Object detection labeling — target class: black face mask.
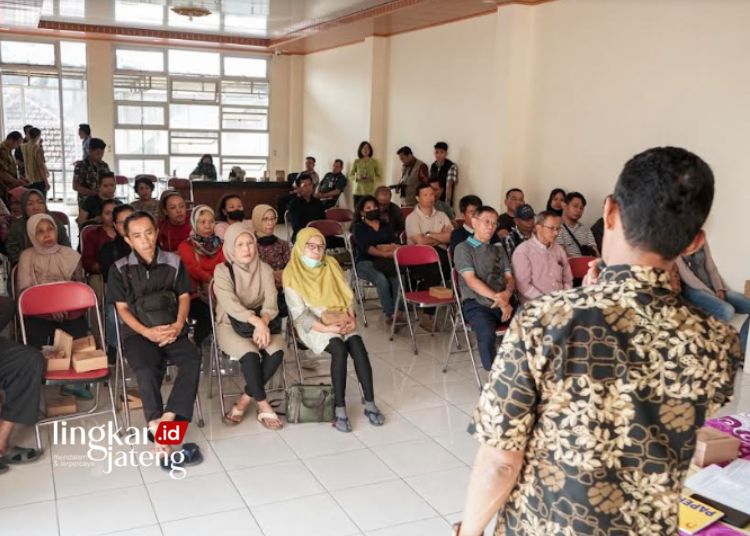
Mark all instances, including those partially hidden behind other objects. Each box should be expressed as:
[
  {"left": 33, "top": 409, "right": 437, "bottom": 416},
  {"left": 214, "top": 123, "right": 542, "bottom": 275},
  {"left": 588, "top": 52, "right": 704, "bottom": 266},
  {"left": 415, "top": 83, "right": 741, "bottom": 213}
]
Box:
[
  {"left": 364, "top": 209, "right": 380, "bottom": 221},
  {"left": 227, "top": 210, "right": 245, "bottom": 221}
]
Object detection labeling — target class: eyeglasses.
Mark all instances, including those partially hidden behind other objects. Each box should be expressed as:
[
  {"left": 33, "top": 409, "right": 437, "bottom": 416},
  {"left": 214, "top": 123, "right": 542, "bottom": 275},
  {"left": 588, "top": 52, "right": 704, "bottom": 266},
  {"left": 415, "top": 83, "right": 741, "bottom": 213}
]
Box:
[
  {"left": 541, "top": 225, "right": 561, "bottom": 233},
  {"left": 305, "top": 242, "right": 326, "bottom": 252}
]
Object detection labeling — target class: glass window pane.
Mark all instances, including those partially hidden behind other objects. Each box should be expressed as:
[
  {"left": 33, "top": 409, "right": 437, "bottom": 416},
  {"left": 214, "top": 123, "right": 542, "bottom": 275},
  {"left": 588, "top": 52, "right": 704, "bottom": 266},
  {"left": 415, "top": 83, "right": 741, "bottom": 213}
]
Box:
[
  {"left": 171, "top": 80, "right": 216, "bottom": 102},
  {"left": 117, "top": 158, "right": 165, "bottom": 178},
  {"left": 1, "top": 41, "right": 55, "bottom": 65},
  {"left": 169, "top": 104, "right": 219, "bottom": 130},
  {"left": 117, "top": 105, "right": 164, "bottom": 126},
  {"left": 224, "top": 57, "right": 266, "bottom": 78},
  {"left": 221, "top": 158, "right": 267, "bottom": 180},
  {"left": 60, "top": 41, "right": 86, "bottom": 68},
  {"left": 116, "top": 49, "right": 164, "bottom": 72},
  {"left": 115, "top": 1, "right": 164, "bottom": 26},
  {"left": 113, "top": 74, "right": 167, "bottom": 102},
  {"left": 221, "top": 80, "right": 268, "bottom": 106},
  {"left": 115, "top": 128, "right": 167, "bottom": 155},
  {"left": 224, "top": 14, "right": 267, "bottom": 35},
  {"left": 221, "top": 132, "right": 268, "bottom": 156},
  {"left": 168, "top": 49, "right": 219, "bottom": 76},
  {"left": 222, "top": 107, "right": 267, "bottom": 130},
  {"left": 170, "top": 131, "right": 219, "bottom": 155},
  {"left": 170, "top": 156, "right": 219, "bottom": 179}
]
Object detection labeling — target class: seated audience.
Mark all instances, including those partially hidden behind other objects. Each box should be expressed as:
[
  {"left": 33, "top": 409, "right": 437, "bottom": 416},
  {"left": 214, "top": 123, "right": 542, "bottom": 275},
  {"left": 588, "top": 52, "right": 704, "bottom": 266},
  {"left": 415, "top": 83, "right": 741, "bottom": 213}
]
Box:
[
  {"left": 677, "top": 240, "right": 749, "bottom": 350},
  {"left": 82, "top": 199, "right": 118, "bottom": 274},
  {"left": 503, "top": 203, "right": 535, "bottom": 258},
  {"left": 177, "top": 205, "right": 225, "bottom": 350},
  {"left": 512, "top": 211, "right": 573, "bottom": 302},
  {"left": 78, "top": 172, "right": 119, "bottom": 228},
  {"left": 557, "top": 191, "right": 599, "bottom": 257},
  {"left": 108, "top": 211, "right": 202, "bottom": 463},
  {"left": 214, "top": 194, "right": 247, "bottom": 240},
  {"left": 352, "top": 196, "right": 401, "bottom": 323},
  {"left": 17, "top": 214, "right": 87, "bottom": 347},
  {"left": 213, "top": 222, "right": 284, "bottom": 429},
  {"left": 450, "top": 195, "right": 483, "bottom": 251},
  {"left": 454, "top": 206, "right": 515, "bottom": 370},
  {"left": 20, "top": 127, "right": 49, "bottom": 193},
  {"left": 100, "top": 204, "right": 134, "bottom": 282},
  {"left": 350, "top": 141, "right": 382, "bottom": 207},
  {"left": 287, "top": 174, "right": 325, "bottom": 243},
  {"left": 397, "top": 146, "right": 428, "bottom": 207},
  {"left": 430, "top": 141, "right": 458, "bottom": 206},
  {"left": 429, "top": 177, "right": 455, "bottom": 219},
  {"left": 0, "top": 295, "right": 43, "bottom": 472},
  {"left": 546, "top": 188, "right": 566, "bottom": 216},
  {"left": 315, "top": 159, "right": 347, "bottom": 209},
  {"left": 496, "top": 188, "right": 525, "bottom": 237},
  {"left": 375, "top": 186, "right": 404, "bottom": 236},
  {"left": 131, "top": 176, "right": 159, "bottom": 221},
  {"left": 6, "top": 189, "right": 70, "bottom": 264},
  {"left": 157, "top": 190, "right": 191, "bottom": 252},
  {"left": 190, "top": 154, "right": 217, "bottom": 181},
  {"left": 301, "top": 156, "right": 320, "bottom": 186},
  {"left": 251, "top": 204, "right": 290, "bottom": 316},
  {"left": 72, "top": 137, "right": 110, "bottom": 206}
]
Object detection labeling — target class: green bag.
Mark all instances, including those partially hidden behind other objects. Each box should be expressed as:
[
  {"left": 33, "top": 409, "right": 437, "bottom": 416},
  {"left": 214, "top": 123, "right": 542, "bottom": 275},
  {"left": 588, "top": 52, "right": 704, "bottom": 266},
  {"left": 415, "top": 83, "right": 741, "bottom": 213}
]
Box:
[{"left": 286, "top": 384, "right": 335, "bottom": 423}]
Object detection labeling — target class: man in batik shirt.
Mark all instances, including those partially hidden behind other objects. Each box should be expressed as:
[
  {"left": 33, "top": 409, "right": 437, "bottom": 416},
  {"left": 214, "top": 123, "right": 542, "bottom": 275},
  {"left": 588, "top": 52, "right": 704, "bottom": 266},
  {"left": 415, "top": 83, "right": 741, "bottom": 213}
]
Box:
[{"left": 456, "top": 147, "right": 741, "bottom": 536}]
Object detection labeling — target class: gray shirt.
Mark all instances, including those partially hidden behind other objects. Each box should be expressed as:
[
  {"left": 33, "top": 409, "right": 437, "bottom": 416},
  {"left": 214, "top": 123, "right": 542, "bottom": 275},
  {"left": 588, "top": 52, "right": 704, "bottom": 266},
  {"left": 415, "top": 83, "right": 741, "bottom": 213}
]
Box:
[{"left": 454, "top": 236, "right": 511, "bottom": 307}]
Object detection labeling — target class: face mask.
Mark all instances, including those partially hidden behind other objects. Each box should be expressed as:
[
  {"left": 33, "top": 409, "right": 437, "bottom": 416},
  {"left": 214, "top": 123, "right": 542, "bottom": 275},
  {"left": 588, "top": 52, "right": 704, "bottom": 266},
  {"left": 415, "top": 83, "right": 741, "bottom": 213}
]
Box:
[
  {"left": 364, "top": 209, "right": 380, "bottom": 221},
  {"left": 227, "top": 210, "right": 245, "bottom": 221},
  {"left": 301, "top": 255, "right": 321, "bottom": 268}
]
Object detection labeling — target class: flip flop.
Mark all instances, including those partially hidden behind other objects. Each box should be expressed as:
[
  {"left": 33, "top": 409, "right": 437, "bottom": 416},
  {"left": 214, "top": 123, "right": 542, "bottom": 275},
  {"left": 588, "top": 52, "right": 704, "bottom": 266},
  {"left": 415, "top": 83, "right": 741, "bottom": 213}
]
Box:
[
  {"left": 222, "top": 404, "right": 245, "bottom": 425},
  {"left": 364, "top": 409, "right": 385, "bottom": 426},
  {"left": 256, "top": 411, "right": 283, "bottom": 430},
  {"left": 332, "top": 415, "right": 352, "bottom": 433},
  {"left": 160, "top": 442, "right": 203, "bottom": 471},
  {"left": 0, "top": 446, "right": 42, "bottom": 465}
]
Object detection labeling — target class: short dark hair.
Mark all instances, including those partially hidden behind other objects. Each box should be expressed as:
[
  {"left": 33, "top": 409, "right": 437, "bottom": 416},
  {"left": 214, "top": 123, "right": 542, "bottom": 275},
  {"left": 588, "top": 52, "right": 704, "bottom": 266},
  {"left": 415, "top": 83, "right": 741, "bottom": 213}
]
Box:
[
  {"left": 374, "top": 185, "right": 391, "bottom": 197},
  {"left": 354, "top": 194, "right": 378, "bottom": 222},
  {"left": 101, "top": 198, "right": 119, "bottom": 212},
  {"left": 334, "top": 158, "right": 344, "bottom": 166},
  {"left": 475, "top": 205, "right": 498, "bottom": 218},
  {"left": 416, "top": 183, "right": 433, "bottom": 197},
  {"left": 459, "top": 195, "right": 482, "bottom": 213},
  {"left": 215, "top": 194, "right": 242, "bottom": 222},
  {"left": 505, "top": 188, "right": 523, "bottom": 199},
  {"left": 23, "top": 124, "right": 33, "bottom": 133},
  {"left": 98, "top": 172, "right": 116, "bottom": 186},
  {"left": 159, "top": 190, "right": 184, "bottom": 218},
  {"left": 113, "top": 203, "right": 134, "bottom": 223},
  {"left": 434, "top": 141, "right": 448, "bottom": 151},
  {"left": 546, "top": 188, "right": 566, "bottom": 211},
  {"left": 614, "top": 146, "right": 714, "bottom": 260},
  {"left": 565, "top": 192, "right": 587, "bottom": 206},
  {"left": 6, "top": 131, "right": 22, "bottom": 142},
  {"left": 357, "top": 141, "right": 373, "bottom": 159},
  {"left": 305, "top": 156, "right": 316, "bottom": 164},
  {"left": 79, "top": 123, "right": 91, "bottom": 136},
  {"left": 89, "top": 138, "right": 106, "bottom": 151},
  {"left": 397, "top": 146, "right": 413, "bottom": 157},
  {"left": 124, "top": 210, "right": 156, "bottom": 236},
  {"left": 295, "top": 173, "right": 314, "bottom": 187},
  {"left": 134, "top": 176, "right": 154, "bottom": 192},
  {"left": 29, "top": 127, "right": 41, "bottom": 139}
]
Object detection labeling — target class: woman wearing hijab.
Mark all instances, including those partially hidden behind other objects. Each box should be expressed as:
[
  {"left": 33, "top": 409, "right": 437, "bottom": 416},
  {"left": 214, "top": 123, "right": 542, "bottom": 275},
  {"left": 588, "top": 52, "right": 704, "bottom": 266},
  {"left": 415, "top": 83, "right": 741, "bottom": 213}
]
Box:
[
  {"left": 177, "top": 205, "right": 224, "bottom": 349},
  {"left": 252, "top": 204, "right": 290, "bottom": 315},
  {"left": 17, "top": 213, "right": 86, "bottom": 348},
  {"left": 6, "top": 189, "right": 70, "bottom": 264},
  {"left": 283, "top": 227, "right": 384, "bottom": 433},
  {"left": 157, "top": 190, "right": 191, "bottom": 252},
  {"left": 190, "top": 154, "right": 217, "bottom": 181},
  {"left": 213, "top": 222, "right": 284, "bottom": 429}
]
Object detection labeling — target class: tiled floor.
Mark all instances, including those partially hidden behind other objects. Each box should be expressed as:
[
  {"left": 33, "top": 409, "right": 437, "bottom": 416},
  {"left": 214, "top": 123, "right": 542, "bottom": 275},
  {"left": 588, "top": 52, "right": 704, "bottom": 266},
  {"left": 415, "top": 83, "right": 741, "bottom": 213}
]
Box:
[{"left": 2, "top": 309, "right": 749, "bottom": 536}]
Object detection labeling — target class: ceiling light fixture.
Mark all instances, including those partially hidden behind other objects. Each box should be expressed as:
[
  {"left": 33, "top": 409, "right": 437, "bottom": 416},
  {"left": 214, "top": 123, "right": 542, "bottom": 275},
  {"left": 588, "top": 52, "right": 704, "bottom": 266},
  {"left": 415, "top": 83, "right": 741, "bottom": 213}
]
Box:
[{"left": 170, "top": 6, "right": 212, "bottom": 21}]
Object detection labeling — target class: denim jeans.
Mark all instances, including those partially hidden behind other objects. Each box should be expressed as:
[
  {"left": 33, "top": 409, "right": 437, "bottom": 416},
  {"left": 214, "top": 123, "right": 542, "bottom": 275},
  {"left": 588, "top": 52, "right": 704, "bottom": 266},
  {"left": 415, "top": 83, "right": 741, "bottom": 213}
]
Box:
[
  {"left": 682, "top": 287, "right": 749, "bottom": 350},
  {"left": 356, "top": 260, "right": 400, "bottom": 317}
]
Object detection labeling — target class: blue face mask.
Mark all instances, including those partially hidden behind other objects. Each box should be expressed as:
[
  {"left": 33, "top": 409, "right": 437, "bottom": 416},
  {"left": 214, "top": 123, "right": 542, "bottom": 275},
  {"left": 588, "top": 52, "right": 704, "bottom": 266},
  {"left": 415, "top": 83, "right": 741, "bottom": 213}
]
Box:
[{"left": 301, "top": 255, "right": 321, "bottom": 268}]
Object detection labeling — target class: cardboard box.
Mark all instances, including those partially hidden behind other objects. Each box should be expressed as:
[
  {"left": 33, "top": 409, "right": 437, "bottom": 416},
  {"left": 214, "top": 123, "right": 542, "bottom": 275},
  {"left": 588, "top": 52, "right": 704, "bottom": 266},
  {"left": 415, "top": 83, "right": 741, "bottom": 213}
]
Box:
[
  {"left": 745, "top": 279, "right": 750, "bottom": 298},
  {"left": 46, "top": 396, "right": 76, "bottom": 417},
  {"left": 692, "top": 427, "right": 740, "bottom": 467},
  {"left": 42, "top": 344, "right": 71, "bottom": 372},
  {"left": 429, "top": 286, "right": 453, "bottom": 300},
  {"left": 52, "top": 329, "right": 73, "bottom": 359},
  {"left": 71, "top": 334, "right": 96, "bottom": 354},
  {"left": 72, "top": 349, "right": 108, "bottom": 373}
]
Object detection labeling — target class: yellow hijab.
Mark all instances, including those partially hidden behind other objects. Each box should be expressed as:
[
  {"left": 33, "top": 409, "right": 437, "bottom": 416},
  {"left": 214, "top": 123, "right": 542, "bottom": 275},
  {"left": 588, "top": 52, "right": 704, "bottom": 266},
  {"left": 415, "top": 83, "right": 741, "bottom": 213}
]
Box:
[{"left": 282, "top": 227, "right": 353, "bottom": 311}]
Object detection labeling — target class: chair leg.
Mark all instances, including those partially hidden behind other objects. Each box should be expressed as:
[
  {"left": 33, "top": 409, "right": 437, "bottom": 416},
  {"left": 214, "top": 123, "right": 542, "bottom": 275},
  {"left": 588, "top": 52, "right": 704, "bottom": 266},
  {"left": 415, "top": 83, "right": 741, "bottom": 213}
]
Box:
[
  {"left": 389, "top": 294, "right": 401, "bottom": 341},
  {"left": 119, "top": 351, "right": 131, "bottom": 431},
  {"left": 107, "top": 377, "right": 120, "bottom": 435},
  {"left": 443, "top": 318, "right": 459, "bottom": 373},
  {"left": 34, "top": 424, "right": 42, "bottom": 453},
  {"left": 404, "top": 304, "right": 418, "bottom": 355},
  {"left": 214, "top": 341, "right": 228, "bottom": 418},
  {"left": 194, "top": 391, "right": 205, "bottom": 428}
]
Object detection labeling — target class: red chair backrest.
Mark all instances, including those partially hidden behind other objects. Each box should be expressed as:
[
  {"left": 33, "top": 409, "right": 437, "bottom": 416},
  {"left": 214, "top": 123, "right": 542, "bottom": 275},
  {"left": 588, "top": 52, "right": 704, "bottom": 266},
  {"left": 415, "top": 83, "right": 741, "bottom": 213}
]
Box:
[
  {"left": 168, "top": 178, "right": 190, "bottom": 189},
  {"left": 325, "top": 208, "right": 353, "bottom": 223},
  {"left": 8, "top": 186, "right": 28, "bottom": 201},
  {"left": 394, "top": 244, "right": 440, "bottom": 267},
  {"left": 115, "top": 175, "right": 129, "bottom": 185},
  {"left": 135, "top": 174, "right": 157, "bottom": 184},
  {"left": 80, "top": 224, "right": 103, "bottom": 256},
  {"left": 568, "top": 256, "right": 597, "bottom": 279},
  {"left": 400, "top": 206, "right": 414, "bottom": 219},
  {"left": 49, "top": 210, "right": 70, "bottom": 226},
  {"left": 307, "top": 219, "right": 344, "bottom": 238},
  {"left": 18, "top": 281, "right": 96, "bottom": 316}
]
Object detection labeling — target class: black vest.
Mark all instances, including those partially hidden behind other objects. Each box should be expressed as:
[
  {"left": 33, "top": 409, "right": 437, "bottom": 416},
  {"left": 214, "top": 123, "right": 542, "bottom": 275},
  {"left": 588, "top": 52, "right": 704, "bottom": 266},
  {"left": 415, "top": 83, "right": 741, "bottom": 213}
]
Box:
[{"left": 429, "top": 158, "right": 454, "bottom": 201}]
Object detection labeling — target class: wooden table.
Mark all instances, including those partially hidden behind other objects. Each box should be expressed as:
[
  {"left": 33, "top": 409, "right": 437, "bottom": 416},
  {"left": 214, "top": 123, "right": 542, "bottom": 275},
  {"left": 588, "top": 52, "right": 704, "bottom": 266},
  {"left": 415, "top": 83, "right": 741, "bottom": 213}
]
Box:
[{"left": 190, "top": 180, "right": 291, "bottom": 217}]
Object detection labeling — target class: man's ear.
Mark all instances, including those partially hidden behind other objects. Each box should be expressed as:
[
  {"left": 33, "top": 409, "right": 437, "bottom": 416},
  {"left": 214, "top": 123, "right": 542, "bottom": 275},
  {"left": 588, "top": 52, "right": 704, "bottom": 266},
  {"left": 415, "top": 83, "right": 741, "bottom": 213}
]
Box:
[
  {"left": 603, "top": 195, "right": 617, "bottom": 229},
  {"left": 680, "top": 229, "right": 705, "bottom": 257},
  {"left": 124, "top": 235, "right": 133, "bottom": 248}
]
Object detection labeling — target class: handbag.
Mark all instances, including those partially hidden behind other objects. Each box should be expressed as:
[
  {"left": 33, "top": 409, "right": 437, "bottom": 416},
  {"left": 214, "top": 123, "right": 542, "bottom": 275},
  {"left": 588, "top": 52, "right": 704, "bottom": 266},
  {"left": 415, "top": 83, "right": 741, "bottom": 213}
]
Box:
[
  {"left": 563, "top": 223, "right": 598, "bottom": 257},
  {"left": 285, "top": 384, "right": 335, "bottom": 423},
  {"left": 121, "top": 264, "right": 179, "bottom": 327},
  {"left": 225, "top": 262, "right": 282, "bottom": 338}
]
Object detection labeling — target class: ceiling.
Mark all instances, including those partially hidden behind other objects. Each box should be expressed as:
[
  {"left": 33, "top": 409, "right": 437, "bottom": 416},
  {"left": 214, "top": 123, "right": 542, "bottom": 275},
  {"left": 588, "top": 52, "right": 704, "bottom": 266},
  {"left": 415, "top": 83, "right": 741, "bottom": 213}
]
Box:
[{"left": 0, "top": 0, "right": 551, "bottom": 54}]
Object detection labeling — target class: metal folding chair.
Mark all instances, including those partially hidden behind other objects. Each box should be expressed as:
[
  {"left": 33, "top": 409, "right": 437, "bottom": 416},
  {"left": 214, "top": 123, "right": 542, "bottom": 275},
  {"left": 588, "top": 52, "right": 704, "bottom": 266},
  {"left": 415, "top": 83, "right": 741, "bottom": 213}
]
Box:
[
  {"left": 115, "top": 175, "right": 129, "bottom": 202},
  {"left": 400, "top": 206, "right": 414, "bottom": 220},
  {"left": 390, "top": 245, "right": 454, "bottom": 354},
  {"left": 18, "top": 281, "right": 118, "bottom": 452},
  {"left": 79, "top": 224, "right": 102, "bottom": 262},
  {"left": 325, "top": 208, "right": 354, "bottom": 224},
  {"left": 167, "top": 177, "right": 193, "bottom": 202},
  {"left": 49, "top": 210, "right": 72, "bottom": 242}
]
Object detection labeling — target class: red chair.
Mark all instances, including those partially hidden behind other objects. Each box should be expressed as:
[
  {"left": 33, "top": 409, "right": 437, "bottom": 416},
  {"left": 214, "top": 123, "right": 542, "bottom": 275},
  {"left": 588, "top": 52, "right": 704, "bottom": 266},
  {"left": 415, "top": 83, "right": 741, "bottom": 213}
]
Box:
[
  {"left": 115, "top": 174, "right": 129, "bottom": 202},
  {"left": 167, "top": 177, "right": 193, "bottom": 202},
  {"left": 400, "top": 206, "right": 414, "bottom": 220},
  {"left": 391, "top": 245, "right": 454, "bottom": 354},
  {"left": 49, "top": 210, "right": 72, "bottom": 240},
  {"left": 18, "top": 281, "right": 118, "bottom": 451},
  {"left": 79, "top": 224, "right": 102, "bottom": 261},
  {"left": 568, "top": 256, "right": 597, "bottom": 283},
  {"left": 325, "top": 208, "right": 354, "bottom": 224}
]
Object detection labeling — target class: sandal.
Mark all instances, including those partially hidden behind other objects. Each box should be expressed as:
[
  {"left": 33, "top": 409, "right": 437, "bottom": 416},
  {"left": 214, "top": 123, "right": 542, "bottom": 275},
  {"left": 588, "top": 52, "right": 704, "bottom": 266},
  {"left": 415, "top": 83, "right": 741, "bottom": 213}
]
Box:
[
  {"left": 0, "top": 446, "right": 42, "bottom": 465},
  {"left": 332, "top": 415, "right": 352, "bottom": 433},
  {"left": 160, "top": 442, "right": 203, "bottom": 471},
  {"left": 256, "top": 411, "right": 283, "bottom": 430},
  {"left": 222, "top": 404, "right": 246, "bottom": 425},
  {"left": 364, "top": 409, "right": 386, "bottom": 426}
]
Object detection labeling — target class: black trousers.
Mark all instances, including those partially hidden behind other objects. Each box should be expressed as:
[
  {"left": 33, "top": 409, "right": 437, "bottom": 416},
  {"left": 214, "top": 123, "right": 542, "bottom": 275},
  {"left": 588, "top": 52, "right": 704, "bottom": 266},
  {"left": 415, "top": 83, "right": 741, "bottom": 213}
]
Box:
[
  {"left": 24, "top": 315, "right": 89, "bottom": 349},
  {"left": 189, "top": 298, "right": 211, "bottom": 347},
  {"left": 240, "top": 350, "right": 283, "bottom": 402},
  {"left": 0, "top": 337, "right": 43, "bottom": 425},
  {"left": 325, "top": 335, "right": 375, "bottom": 407},
  {"left": 123, "top": 334, "right": 200, "bottom": 422},
  {"left": 0, "top": 296, "right": 14, "bottom": 333}
]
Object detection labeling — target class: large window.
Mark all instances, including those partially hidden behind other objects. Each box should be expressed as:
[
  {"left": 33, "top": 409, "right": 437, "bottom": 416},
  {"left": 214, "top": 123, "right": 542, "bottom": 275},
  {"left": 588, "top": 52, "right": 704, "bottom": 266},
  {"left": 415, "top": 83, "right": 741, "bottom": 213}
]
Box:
[
  {"left": 113, "top": 46, "right": 269, "bottom": 179},
  {"left": 0, "top": 39, "right": 88, "bottom": 204}
]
